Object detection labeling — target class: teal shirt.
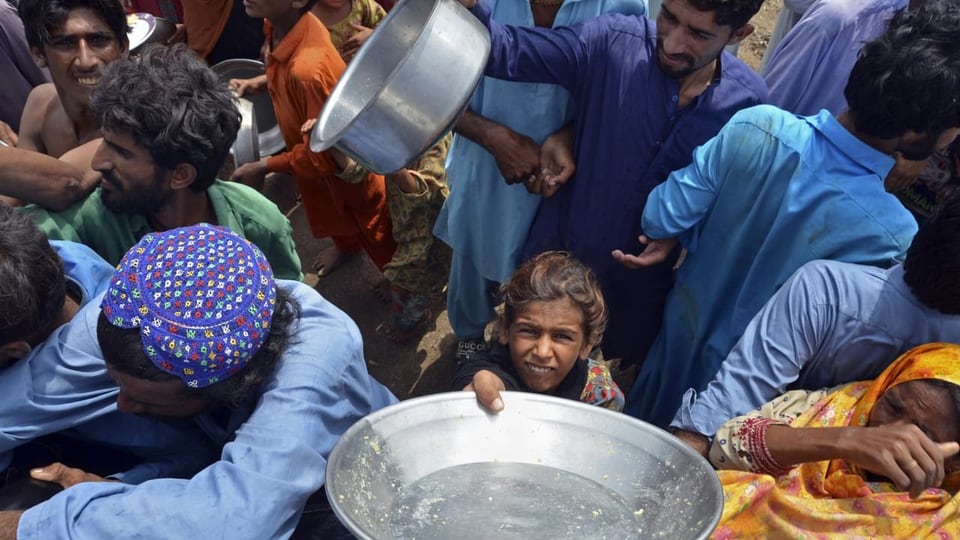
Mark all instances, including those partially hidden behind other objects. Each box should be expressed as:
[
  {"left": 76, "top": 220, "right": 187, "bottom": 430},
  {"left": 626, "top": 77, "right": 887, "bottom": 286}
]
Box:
[{"left": 22, "top": 181, "right": 304, "bottom": 281}]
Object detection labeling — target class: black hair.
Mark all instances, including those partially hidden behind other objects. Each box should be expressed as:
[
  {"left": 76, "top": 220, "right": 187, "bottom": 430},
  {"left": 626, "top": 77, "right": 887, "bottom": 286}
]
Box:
[
  {"left": 18, "top": 0, "right": 128, "bottom": 52},
  {"left": 845, "top": 0, "right": 960, "bottom": 139},
  {"left": 685, "top": 0, "right": 764, "bottom": 30},
  {"left": 0, "top": 202, "right": 66, "bottom": 345},
  {"left": 903, "top": 191, "right": 960, "bottom": 314},
  {"left": 91, "top": 43, "right": 241, "bottom": 191},
  {"left": 96, "top": 287, "right": 301, "bottom": 408}
]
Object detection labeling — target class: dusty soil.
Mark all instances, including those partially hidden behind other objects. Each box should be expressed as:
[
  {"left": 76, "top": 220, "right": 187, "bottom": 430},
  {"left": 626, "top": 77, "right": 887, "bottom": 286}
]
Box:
[
  {"left": 277, "top": 0, "right": 785, "bottom": 401},
  {"left": 740, "top": 0, "right": 784, "bottom": 70}
]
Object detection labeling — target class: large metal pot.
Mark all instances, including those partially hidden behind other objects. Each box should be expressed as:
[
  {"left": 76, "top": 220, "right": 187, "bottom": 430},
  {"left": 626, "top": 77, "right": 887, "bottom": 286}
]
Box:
[
  {"left": 326, "top": 392, "right": 724, "bottom": 539},
  {"left": 231, "top": 97, "right": 260, "bottom": 166},
  {"left": 309, "top": 0, "right": 490, "bottom": 173},
  {"left": 210, "top": 59, "right": 286, "bottom": 158},
  {"left": 126, "top": 13, "right": 177, "bottom": 54}
]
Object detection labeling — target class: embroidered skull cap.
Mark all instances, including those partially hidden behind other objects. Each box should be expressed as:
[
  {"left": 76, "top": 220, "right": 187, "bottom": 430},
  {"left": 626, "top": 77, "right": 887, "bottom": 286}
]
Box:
[{"left": 100, "top": 224, "right": 277, "bottom": 388}]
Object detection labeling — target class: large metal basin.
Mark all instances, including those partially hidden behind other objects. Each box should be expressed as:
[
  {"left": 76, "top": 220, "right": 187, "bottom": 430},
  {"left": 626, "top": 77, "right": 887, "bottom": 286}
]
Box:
[
  {"left": 326, "top": 392, "right": 723, "bottom": 539},
  {"left": 309, "top": 0, "right": 490, "bottom": 173}
]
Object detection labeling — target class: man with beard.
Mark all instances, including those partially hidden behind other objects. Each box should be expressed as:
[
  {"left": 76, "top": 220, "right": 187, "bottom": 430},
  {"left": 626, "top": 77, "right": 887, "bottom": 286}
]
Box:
[
  {"left": 22, "top": 44, "right": 303, "bottom": 281},
  {"left": 455, "top": 0, "right": 767, "bottom": 371},
  {"left": 616, "top": 1, "right": 960, "bottom": 427}
]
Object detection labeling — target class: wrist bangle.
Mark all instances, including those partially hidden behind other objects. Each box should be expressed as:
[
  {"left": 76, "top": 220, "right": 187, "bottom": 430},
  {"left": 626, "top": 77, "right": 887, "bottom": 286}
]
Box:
[{"left": 742, "top": 417, "right": 792, "bottom": 477}]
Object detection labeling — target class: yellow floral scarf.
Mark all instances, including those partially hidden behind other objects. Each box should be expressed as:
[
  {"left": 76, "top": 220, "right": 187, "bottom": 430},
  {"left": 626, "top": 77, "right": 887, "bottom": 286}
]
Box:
[{"left": 713, "top": 343, "right": 960, "bottom": 539}]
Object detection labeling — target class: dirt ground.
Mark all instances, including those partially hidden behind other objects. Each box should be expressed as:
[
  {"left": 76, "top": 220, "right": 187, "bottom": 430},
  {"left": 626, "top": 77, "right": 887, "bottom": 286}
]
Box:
[
  {"left": 279, "top": 0, "right": 785, "bottom": 401},
  {"left": 740, "top": 0, "right": 785, "bottom": 70}
]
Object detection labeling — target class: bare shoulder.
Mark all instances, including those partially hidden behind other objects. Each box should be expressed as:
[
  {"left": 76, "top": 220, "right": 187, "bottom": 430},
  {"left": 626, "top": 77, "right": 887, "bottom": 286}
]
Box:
[{"left": 18, "top": 83, "right": 60, "bottom": 153}]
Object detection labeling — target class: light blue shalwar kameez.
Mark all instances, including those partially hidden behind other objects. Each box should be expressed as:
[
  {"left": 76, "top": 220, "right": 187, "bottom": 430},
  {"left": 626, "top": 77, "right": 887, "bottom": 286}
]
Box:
[{"left": 624, "top": 105, "right": 918, "bottom": 427}]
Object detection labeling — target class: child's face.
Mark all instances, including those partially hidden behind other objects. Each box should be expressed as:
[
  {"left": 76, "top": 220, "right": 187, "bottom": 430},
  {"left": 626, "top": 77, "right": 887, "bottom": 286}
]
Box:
[{"left": 500, "top": 298, "right": 594, "bottom": 394}]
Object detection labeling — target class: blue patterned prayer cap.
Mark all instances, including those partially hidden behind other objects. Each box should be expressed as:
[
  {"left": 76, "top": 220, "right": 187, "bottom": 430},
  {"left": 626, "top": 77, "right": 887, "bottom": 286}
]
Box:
[{"left": 100, "top": 224, "right": 277, "bottom": 388}]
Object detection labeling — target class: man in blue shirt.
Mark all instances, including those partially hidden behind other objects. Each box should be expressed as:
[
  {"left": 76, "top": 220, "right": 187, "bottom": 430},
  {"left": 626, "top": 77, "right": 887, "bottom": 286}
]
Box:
[
  {"left": 457, "top": 0, "right": 768, "bottom": 368},
  {"left": 0, "top": 202, "right": 212, "bottom": 487},
  {"left": 671, "top": 192, "right": 960, "bottom": 455},
  {"left": 618, "top": 2, "right": 960, "bottom": 427},
  {"left": 2, "top": 225, "right": 397, "bottom": 540}
]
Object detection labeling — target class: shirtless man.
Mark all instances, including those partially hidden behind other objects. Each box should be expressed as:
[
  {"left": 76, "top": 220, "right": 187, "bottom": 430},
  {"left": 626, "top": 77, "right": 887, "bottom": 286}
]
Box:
[
  {"left": 0, "top": 0, "right": 126, "bottom": 209},
  {"left": 16, "top": 0, "right": 127, "bottom": 158}
]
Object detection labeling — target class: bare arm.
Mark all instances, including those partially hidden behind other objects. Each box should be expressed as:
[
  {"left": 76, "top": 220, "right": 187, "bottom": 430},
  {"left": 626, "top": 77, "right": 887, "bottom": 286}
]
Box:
[
  {"left": 0, "top": 139, "right": 100, "bottom": 210},
  {"left": 454, "top": 109, "right": 540, "bottom": 184},
  {"left": 766, "top": 424, "right": 959, "bottom": 498},
  {"left": 0, "top": 511, "right": 21, "bottom": 540},
  {"left": 672, "top": 429, "right": 709, "bottom": 457}
]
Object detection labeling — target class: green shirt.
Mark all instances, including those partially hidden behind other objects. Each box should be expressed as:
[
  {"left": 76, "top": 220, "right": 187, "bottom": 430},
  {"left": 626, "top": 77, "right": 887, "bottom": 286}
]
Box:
[{"left": 23, "top": 180, "right": 304, "bottom": 281}]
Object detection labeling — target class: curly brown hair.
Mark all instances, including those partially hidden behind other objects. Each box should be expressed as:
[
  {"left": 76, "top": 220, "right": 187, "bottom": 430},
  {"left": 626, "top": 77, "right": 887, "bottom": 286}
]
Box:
[{"left": 501, "top": 251, "right": 607, "bottom": 347}]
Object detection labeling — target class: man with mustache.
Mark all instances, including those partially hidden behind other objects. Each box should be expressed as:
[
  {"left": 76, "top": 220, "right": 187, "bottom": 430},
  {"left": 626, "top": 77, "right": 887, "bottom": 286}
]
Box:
[
  {"left": 22, "top": 44, "right": 304, "bottom": 281},
  {"left": 455, "top": 0, "right": 768, "bottom": 372},
  {"left": 618, "top": 1, "right": 960, "bottom": 427}
]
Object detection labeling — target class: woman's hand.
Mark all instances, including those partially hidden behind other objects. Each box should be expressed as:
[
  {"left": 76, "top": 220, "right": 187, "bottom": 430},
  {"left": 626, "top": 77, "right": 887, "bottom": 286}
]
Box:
[
  {"left": 839, "top": 423, "right": 960, "bottom": 499},
  {"left": 768, "top": 424, "right": 960, "bottom": 499}
]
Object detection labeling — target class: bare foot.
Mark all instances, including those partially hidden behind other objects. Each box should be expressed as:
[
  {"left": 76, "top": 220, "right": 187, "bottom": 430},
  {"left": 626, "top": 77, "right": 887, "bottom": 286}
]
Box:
[
  {"left": 312, "top": 246, "right": 350, "bottom": 277},
  {"left": 370, "top": 279, "right": 392, "bottom": 304}
]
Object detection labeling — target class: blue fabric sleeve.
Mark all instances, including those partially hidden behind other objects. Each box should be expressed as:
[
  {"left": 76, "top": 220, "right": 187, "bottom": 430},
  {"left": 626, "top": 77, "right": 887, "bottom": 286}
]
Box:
[
  {"left": 18, "top": 282, "right": 397, "bottom": 540},
  {"left": 471, "top": 0, "right": 597, "bottom": 91},
  {"left": 641, "top": 110, "right": 781, "bottom": 252},
  {"left": 640, "top": 125, "right": 728, "bottom": 248},
  {"left": 669, "top": 265, "right": 827, "bottom": 436}
]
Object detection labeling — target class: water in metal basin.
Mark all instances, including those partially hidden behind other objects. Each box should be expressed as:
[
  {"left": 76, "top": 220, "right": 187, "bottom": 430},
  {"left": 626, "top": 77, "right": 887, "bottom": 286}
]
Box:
[{"left": 388, "top": 462, "right": 643, "bottom": 539}]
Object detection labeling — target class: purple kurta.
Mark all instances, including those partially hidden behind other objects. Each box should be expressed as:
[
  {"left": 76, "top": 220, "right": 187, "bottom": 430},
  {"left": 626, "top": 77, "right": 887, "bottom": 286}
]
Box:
[{"left": 470, "top": 3, "right": 768, "bottom": 364}]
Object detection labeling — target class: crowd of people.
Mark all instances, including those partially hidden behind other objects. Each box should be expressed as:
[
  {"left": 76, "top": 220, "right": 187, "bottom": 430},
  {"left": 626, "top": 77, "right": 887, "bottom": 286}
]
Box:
[{"left": 1, "top": 0, "right": 960, "bottom": 536}]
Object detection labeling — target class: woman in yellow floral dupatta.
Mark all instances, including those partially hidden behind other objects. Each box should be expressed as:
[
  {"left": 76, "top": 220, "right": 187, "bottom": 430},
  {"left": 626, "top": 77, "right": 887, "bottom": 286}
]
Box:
[{"left": 711, "top": 343, "right": 960, "bottom": 538}]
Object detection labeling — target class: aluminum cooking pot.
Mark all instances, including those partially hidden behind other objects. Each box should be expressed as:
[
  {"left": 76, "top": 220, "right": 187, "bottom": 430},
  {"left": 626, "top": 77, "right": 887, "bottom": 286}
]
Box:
[
  {"left": 326, "top": 392, "right": 723, "bottom": 539},
  {"left": 126, "top": 13, "right": 177, "bottom": 54},
  {"left": 232, "top": 97, "right": 260, "bottom": 166},
  {"left": 309, "top": 0, "right": 490, "bottom": 173},
  {"left": 210, "top": 59, "right": 286, "bottom": 157}
]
